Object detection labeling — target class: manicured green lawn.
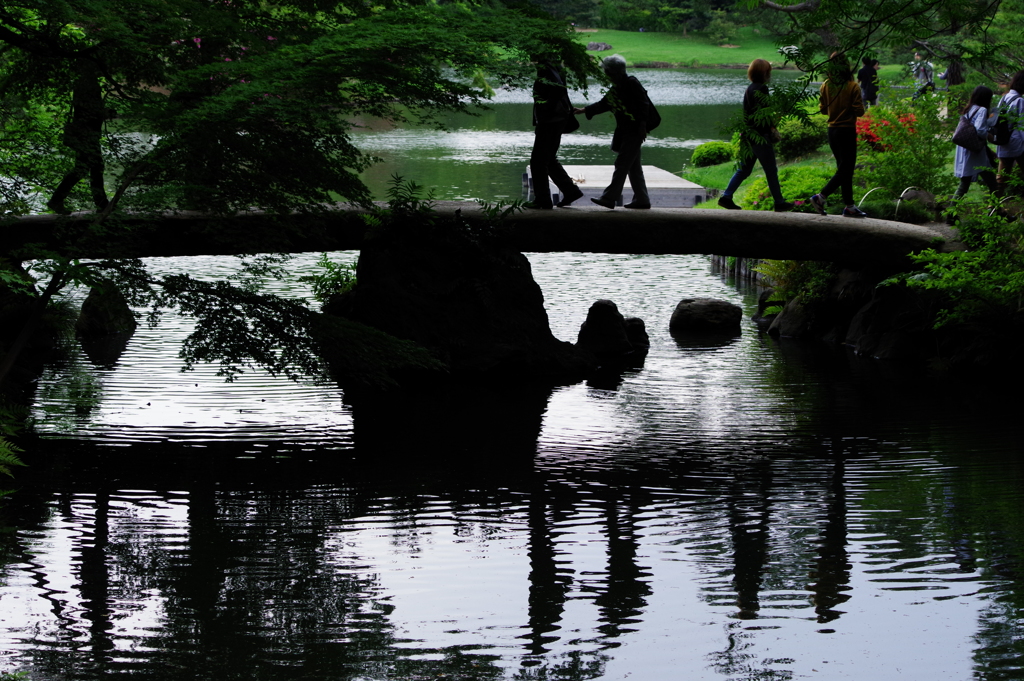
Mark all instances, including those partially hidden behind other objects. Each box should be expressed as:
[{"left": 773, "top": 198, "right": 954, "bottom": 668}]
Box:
[{"left": 577, "top": 26, "right": 785, "bottom": 67}]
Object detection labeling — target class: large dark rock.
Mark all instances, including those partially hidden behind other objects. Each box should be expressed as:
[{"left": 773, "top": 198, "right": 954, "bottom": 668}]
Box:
[
  {"left": 624, "top": 316, "right": 650, "bottom": 351},
  {"left": 576, "top": 299, "right": 631, "bottom": 357},
  {"left": 75, "top": 281, "right": 138, "bottom": 368},
  {"left": 330, "top": 218, "right": 594, "bottom": 384},
  {"left": 76, "top": 282, "right": 137, "bottom": 337},
  {"left": 575, "top": 299, "right": 648, "bottom": 368},
  {"left": 670, "top": 297, "right": 742, "bottom": 334}
]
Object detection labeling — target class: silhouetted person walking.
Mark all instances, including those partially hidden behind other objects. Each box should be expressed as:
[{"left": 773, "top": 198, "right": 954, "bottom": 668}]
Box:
[
  {"left": 529, "top": 59, "right": 583, "bottom": 209},
  {"left": 809, "top": 53, "right": 866, "bottom": 217},
  {"left": 574, "top": 54, "right": 651, "bottom": 209},
  {"left": 717, "top": 58, "right": 793, "bottom": 212}
]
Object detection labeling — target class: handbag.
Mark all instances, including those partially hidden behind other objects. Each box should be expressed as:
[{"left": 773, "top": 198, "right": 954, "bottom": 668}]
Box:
[
  {"left": 646, "top": 94, "right": 661, "bottom": 132},
  {"left": 770, "top": 127, "right": 782, "bottom": 144},
  {"left": 953, "top": 113, "right": 986, "bottom": 152}
]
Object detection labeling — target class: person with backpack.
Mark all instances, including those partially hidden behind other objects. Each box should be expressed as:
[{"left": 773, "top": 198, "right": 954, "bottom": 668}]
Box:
[
  {"left": 809, "top": 52, "right": 867, "bottom": 217},
  {"left": 911, "top": 52, "right": 935, "bottom": 100},
  {"left": 994, "top": 71, "right": 1024, "bottom": 196},
  {"left": 717, "top": 58, "right": 793, "bottom": 212},
  {"left": 952, "top": 86, "right": 998, "bottom": 203},
  {"left": 573, "top": 54, "right": 653, "bottom": 209}
]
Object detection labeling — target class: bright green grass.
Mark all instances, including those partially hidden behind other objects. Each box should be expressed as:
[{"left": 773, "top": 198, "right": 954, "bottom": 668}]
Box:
[
  {"left": 683, "top": 153, "right": 835, "bottom": 208},
  {"left": 577, "top": 26, "right": 783, "bottom": 67},
  {"left": 686, "top": 146, "right": 963, "bottom": 210}
]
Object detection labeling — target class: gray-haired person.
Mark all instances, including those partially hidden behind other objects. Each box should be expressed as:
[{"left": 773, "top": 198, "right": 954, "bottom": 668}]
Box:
[{"left": 573, "top": 54, "right": 651, "bottom": 209}]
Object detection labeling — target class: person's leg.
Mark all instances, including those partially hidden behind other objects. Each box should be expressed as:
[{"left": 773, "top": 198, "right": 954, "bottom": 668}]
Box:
[
  {"left": 952, "top": 175, "right": 973, "bottom": 200},
  {"left": 598, "top": 134, "right": 642, "bottom": 204},
  {"left": 539, "top": 121, "right": 578, "bottom": 199},
  {"left": 529, "top": 122, "right": 561, "bottom": 207},
  {"left": 818, "top": 128, "right": 857, "bottom": 205},
  {"left": 819, "top": 127, "right": 848, "bottom": 199},
  {"left": 722, "top": 152, "right": 756, "bottom": 198},
  {"left": 997, "top": 157, "right": 1011, "bottom": 197},
  {"left": 1010, "top": 156, "right": 1024, "bottom": 196},
  {"left": 834, "top": 128, "right": 858, "bottom": 206},
  {"left": 979, "top": 169, "right": 1000, "bottom": 195},
  {"left": 625, "top": 145, "right": 649, "bottom": 206},
  {"left": 750, "top": 143, "right": 784, "bottom": 204}
]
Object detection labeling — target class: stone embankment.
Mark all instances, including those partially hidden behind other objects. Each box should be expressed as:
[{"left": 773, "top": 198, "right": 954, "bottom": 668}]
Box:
[{"left": 710, "top": 221, "right": 1010, "bottom": 367}]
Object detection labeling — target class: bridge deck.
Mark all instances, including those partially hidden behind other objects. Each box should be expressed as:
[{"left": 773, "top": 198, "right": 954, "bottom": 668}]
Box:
[{"left": 4, "top": 202, "right": 959, "bottom": 266}]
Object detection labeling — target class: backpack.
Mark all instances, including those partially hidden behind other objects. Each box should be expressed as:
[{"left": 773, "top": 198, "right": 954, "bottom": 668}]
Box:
[
  {"left": 627, "top": 76, "right": 661, "bottom": 133},
  {"left": 993, "top": 95, "right": 1020, "bottom": 146},
  {"left": 646, "top": 95, "right": 661, "bottom": 132}
]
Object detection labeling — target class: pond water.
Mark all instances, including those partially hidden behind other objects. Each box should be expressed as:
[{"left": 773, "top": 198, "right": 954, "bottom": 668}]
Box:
[
  {"left": 3, "top": 251, "right": 1024, "bottom": 681},
  {"left": 2, "top": 70, "right": 1023, "bottom": 681}
]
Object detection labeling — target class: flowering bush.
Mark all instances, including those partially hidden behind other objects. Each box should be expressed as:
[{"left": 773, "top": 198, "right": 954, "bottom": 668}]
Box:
[
  {"left": 854, "top": 99, "right": 956, "bottom": 196},
  {"left": 856, "top": 112, "right": 917, "bottom": 151}
]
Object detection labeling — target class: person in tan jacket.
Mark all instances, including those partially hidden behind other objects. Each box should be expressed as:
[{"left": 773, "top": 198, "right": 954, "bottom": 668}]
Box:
[{"left": 810, "top": 53, "right": 867, "bottom": 217}]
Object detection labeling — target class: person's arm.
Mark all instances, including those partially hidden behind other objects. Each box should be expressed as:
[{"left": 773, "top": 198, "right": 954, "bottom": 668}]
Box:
[
  {"left": 974, "top": 106, "right": 992, "bottom": 135},
  {"left": 580, "top": 96, "right": 611, "bottom": 119}
]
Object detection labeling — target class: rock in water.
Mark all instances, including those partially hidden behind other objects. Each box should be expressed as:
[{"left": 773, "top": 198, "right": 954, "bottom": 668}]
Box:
[
  {"left": 75, "top": 281, "right": 138, "bottom": 368},
  {"left": 330, "top": 217, "right": 593, "bottom": 384},
  {"left": 669, "top": 297, "right": 742, "bottom": 334},
  {"left": 575, "top": 299, "right": 648, "bottom": 370}
]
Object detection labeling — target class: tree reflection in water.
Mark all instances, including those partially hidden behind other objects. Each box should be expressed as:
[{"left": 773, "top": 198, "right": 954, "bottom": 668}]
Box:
[{"left": 4, "top": 283, "right": 1024, "bottom": 679}]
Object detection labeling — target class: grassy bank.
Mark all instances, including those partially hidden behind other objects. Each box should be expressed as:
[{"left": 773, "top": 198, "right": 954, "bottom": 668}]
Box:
[
  {"left": 578, "top": 26, "right": 784, "bottom": 67},
  {"left": 684, "top": 147, "right": 963, "bottom": 210}
]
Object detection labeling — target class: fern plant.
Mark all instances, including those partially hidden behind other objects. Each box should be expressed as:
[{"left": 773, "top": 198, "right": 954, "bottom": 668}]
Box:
[{"left": 300, "top": 254, "right": 358, "bottom": 306}]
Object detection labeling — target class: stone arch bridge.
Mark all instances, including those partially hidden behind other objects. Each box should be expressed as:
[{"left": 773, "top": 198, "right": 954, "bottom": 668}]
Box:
[{"left": 6, "top": 202, "right": 960, "bottom": 267}]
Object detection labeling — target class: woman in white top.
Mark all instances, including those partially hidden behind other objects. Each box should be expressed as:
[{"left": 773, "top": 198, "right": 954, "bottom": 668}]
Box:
[
  {"left": 996, "top": 71, "right": 1024, "bottom": 195},
  {"left": 952, "top": 85, "right": 998, "bottom": 202}
]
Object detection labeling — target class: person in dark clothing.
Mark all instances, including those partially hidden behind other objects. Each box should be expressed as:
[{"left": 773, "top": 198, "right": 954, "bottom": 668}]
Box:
[
  {"left": 858, "top": 57, "right": 881, "bottom": 107},
  {"left": 573, "top": 54, "right": 651, "bottom": 209},
  {"left": 717, "top": 58, "right": 793, "bottom": 212},
  {"left": 529, "top": 59, "right": 583, "bottom": 209},
  {"left": 810, "top": 52, "right": 866, "bottom": 217}
]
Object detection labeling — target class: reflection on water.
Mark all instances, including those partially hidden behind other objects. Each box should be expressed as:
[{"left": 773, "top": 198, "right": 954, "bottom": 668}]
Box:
[
  {"left": 355, "top": 68, "right": 803, "bottom": 201},
  {"left": 3, "top": 253, "right": 1024, "bottom": 680}
]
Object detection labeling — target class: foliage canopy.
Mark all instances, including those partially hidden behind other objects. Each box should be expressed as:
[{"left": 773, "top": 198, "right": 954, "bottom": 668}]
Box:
[{"left": 0, "top": 0, "right": 595, "bottom": 218}]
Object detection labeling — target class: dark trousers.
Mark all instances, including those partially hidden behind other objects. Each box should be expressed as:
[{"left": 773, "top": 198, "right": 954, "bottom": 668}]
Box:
[
  {"left": 723, "top": 142, "right": 783, "bottom": 203},
  {"left": 599, "top": 133, "right": 649, "bottom": 206},
  {"left": 821, "top": 126, "right": 857, "bottom": 206},
  {"left": 954, "top": 171, "right": 999, "bottom": 199},
  {"left": 530, "top": 120, "right": 576, "bottom": 207}
]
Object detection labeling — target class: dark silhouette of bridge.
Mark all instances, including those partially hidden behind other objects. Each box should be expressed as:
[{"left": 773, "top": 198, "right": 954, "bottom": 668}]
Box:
[{"left": 6, "top": 202, "right": 958, "bottom": 266}]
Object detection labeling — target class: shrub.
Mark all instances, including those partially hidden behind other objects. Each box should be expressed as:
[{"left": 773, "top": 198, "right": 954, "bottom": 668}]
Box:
[
  {"left": 857, "top": 198, "right": 931, "bottom": 223},
  {"left": 752, "top": 259, "right": 838, "bottom": 312},
  {"left": 854, "top": 97, "right": 957, "bottom": 197},
  {"left": 776, "top": 116, "right": 828, "bottom": 161},
  {"left": 895, "top": 212, "right": 1024, "bottom": 328},
  {"left": 705, "top": 10, "right": 739, "bottom": 45},
  {"left": 300, "top": 253, "right": 357, "bottom": 306},
  {"left": 691, "top": 140, "right": 735, "bottom": 168},
  {"left": 738, "top": 164, "right": 833, "bottom": 211}
]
